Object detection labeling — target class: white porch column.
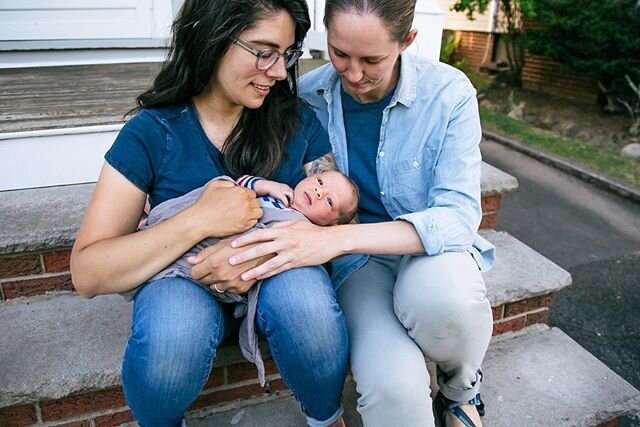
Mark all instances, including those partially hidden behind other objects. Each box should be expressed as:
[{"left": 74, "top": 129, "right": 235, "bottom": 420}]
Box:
[{"left": 409, "top": 0, "right": 444, "bottom": 60}]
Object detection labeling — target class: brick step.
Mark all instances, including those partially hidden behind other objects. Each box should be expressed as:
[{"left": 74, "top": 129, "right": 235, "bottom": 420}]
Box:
[
  {"left": 189, "top": 326, "right": 640, "bottom": 427},
  {"left": 0, "top": 231, "right": 569, "bottom": 426},
  {"left": 0, "top": 162, "right": 519, "bottom": 301}
]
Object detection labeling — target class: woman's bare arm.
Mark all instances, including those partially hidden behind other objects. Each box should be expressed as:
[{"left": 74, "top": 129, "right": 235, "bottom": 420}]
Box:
[{"left": 70, "top": 163, "right": 261, "bottom": 298}]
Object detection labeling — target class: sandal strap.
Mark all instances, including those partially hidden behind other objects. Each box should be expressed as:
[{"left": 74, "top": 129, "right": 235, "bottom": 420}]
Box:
[
  {"left": 468, "top": 393, "right": 486, "bottom": 417},
  {"left": 435, "top": 392, "right": 485, "bottom": 427},
  {"left": 450, "top": 406, "right": 477, "bottom": 427}
]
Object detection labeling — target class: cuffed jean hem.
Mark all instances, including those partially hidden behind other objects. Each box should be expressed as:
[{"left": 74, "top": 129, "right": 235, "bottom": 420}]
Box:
[
  {"left": 305, "top": 405, "right": 344, "bottom": 427},
  {"left": 437, "top": 369, "right": 483, "bottom": 404}
]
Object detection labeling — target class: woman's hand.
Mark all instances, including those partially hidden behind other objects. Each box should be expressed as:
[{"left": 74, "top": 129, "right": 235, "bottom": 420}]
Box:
[
  {"left": 187, "top": 239, "right": 274, "bottom": 294},
  {"left": 227, "top": 220, "right": 339, "bottom": 280},
  {"left": 189, "top": 180, "right": 263, "bottom": 239},
  {"left": 254, "top": 180, "right": 294, "bottom": 207}
]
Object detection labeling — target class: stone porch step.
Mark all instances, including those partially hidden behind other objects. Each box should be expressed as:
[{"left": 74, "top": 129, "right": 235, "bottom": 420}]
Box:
[
  {"left": 0, "top": 230, "right": 570, "bottom": 425},
  {"left": 189, "top": 326, "right": 640, "bottom": 427}
]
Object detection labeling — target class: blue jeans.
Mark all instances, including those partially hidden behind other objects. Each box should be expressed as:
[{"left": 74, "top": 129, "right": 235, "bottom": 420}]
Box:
[{"left": 121, "top": 266, "right": 348, "bottom": 427}]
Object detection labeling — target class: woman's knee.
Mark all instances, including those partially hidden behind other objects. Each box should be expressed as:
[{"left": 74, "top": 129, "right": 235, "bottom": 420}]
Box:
[
  {"left": 393, "top": 253, "right": 492, "bottom": 355},
  {"left": 395, "top": 253, "right": 487, "bottom": 317},
  {"left": 122, "top": 279, "right": 227, "bottom": 414},
  {"left": 257, "top": 267, "right": 345, "bottom": 342},
  {"left": 257, "top": 267, "right": 348, "bottom": 375}
]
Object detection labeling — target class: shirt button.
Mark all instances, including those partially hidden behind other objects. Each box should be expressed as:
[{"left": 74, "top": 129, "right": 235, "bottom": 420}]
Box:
[
  {"left": 379, "top": 151, "right": 385, "bottom": 158},
  {"left": 413, "top": 160, "right": 419, "bottom": 168},
  {"left": 380, "top": 191, "right": 385, "bottom": 196}
]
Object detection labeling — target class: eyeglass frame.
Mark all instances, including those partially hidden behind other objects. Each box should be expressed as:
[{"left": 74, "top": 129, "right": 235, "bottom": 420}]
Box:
[{"left": 233, "top": 38, "right": 303, "bottom": 71}]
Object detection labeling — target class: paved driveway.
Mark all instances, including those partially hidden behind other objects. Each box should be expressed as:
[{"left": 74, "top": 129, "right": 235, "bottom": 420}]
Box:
[{"left": 481, "top": 139, "right": 640, "bottom": 426}]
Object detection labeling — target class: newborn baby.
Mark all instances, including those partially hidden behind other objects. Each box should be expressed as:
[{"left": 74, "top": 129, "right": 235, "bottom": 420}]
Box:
[{"left": 135, "top": 170, "right": 359, "bottom": 385}]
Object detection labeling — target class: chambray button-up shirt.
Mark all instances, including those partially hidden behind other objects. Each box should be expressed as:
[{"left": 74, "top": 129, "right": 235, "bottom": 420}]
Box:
[{"left": 299, "top": 52, "right": 495, "bottom": 288}]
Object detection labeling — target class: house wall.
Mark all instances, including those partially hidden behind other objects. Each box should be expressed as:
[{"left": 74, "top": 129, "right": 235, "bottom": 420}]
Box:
[
  {"left": 437, "top": 0, "right": 496, "bottom": 32},
  {"left": 0, "top": 0, "right": 173, "bottom": 46},
  {"left": 522, "top": 54, "right": 599, "bottom": 104},
  {"left": 444, "top": 29, "right": 496, "bottom": 69}
]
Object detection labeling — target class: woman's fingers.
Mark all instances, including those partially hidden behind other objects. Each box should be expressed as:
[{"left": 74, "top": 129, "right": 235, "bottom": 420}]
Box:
[
  {"left": 208, "top": 179, "right": 236, "bottom": 189},
  {"left": 229, "top": 238, "right": 289, "bottom": 266},
  {"left": 188, "top": 239, "right": 268, "bottom": 291},
  {"left": 256, "top": 262, "right": 295, "bottom": 280},
  {"left": 188, "top": 242, "right": 229, "bottom": 280},
  {"left": 193, "top": 182, "right": 262, "bottom": 237},
  {"left": 230, "top": 221, "right": 297, "bottom": 248},
  {"left": 231, "top": 228, "right": 273, "bottom": 248},
  {"left": 240, "top": 252, "right": 293, "bottom": 281},
  {"left": 269, "top": 220, "right": 296, "bottom": 229}
]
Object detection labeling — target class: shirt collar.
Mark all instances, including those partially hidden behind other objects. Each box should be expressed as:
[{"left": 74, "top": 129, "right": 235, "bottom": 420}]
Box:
[
  {"left": 316, "top": 51, "right": 418, "bottom": 107},
  {"left": 393, "top": 51, "right": 417, "bottom": 107}
]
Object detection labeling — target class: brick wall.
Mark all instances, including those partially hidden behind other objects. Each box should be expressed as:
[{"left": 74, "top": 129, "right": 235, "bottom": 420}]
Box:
[
  {"left": 0, "top": 249, "right": 72, "bottom": 300},
  {"left": 444, "top": 30, "right": 495, "bottom": 70},
  {"left": 444, "top": 28, "right": 600, "bottom": 104},
  {"left": 491, "top": 293, "right": 552, "bottom": 336},
  {"left": 0, "top": 359, "right": 286, "bottom": 427},
  {"left": 522, "top": 54, "right": 599, "bottom": 104}
]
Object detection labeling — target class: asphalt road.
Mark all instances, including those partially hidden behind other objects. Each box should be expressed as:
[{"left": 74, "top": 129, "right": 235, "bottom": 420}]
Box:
[{"left": 481, "top": 139, "right": 640, "bottom": 425}]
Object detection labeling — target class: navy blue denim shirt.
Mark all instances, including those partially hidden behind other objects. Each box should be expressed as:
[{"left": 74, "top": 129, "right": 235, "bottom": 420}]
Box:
[{"left": 299, "top": 53, "right": 495, "bottom": 288}]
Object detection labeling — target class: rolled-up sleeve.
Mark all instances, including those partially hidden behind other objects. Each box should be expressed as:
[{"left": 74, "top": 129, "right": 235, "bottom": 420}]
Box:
[{"left": 397, "top": 83, "right": 483, "bottom": 255}]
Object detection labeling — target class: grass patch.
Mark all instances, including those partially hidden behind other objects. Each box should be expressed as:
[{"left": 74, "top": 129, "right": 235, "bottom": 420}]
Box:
[{"left": 480, "top": 107, "right": 640, "bottom": 188}]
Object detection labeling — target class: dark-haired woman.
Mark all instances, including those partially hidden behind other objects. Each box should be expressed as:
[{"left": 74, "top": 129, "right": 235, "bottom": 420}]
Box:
[
  {"left": 224, "top": 0, "right": 495, "bottom": 426},
  {"left": 70, "top": 1, "right": 347, "bottom": 426}
]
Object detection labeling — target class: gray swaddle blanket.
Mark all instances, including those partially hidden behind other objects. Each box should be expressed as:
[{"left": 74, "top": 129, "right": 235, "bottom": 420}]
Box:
[{"left": 124, "top": 176, "right": 307, "bottom": 385}]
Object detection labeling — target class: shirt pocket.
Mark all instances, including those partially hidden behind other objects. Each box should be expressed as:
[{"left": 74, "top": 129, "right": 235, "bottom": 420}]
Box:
[{"left": 391, "top": 151, "right": 437, "bottom": 212}]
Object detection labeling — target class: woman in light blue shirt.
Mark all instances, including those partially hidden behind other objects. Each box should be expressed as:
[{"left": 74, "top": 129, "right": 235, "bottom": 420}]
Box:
[{"left": 226, "top": 0, "right": 495, "bottom": 425}]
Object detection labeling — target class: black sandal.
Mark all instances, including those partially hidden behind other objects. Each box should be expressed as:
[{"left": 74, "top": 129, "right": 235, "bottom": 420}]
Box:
[{"left": 433, "top": 391, "right": 485, "bottom": 427}]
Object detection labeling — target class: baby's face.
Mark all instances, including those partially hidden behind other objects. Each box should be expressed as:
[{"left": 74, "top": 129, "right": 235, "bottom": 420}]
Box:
[{"left": 291, "top": 171, "right": 355, "bottom": 226}]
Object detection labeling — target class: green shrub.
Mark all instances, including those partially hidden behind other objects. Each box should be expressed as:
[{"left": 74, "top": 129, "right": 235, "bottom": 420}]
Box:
[{"left": 526, "top": 0, "right": 640, "bottom": 101}]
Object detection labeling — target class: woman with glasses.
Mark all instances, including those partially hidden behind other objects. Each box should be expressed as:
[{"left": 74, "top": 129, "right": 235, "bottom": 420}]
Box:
[
  {"left": 70, "top": 0, "right": 348, "bottom": 426},
  {"left": 225, "top": 0, "right": 495, "bottom": 426}
]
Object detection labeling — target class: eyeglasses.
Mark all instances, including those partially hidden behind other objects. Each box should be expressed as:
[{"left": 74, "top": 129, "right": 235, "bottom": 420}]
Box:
[{"left": 234, "top": 38, "right": 303, "bottom": 71}]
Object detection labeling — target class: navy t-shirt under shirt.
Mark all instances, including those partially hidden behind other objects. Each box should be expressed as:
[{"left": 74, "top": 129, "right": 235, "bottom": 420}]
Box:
[
  {"left": 105, "top": 103, "right": 330, "bottom": 209},
  {"left": 341, "top": 87, "right": 394, "bottom": 224}
]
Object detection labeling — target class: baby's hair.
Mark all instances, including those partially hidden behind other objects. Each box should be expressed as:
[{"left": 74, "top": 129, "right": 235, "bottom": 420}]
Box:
[{"left": 336, "top": 173, "right": 360, "bottom": 225}]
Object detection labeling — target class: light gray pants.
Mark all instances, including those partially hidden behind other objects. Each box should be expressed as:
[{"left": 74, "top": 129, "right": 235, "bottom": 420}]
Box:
[{"left": 337, "top": 251, "right": 493, "bottom": 427}]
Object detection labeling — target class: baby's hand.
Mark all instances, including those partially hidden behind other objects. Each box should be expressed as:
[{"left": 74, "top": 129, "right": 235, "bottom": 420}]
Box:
[{"left": 254, "top": 180, "right": 294, "bottom": 207}]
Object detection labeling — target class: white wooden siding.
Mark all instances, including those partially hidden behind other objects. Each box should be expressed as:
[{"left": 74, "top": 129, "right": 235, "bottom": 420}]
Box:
[
  {"left": 437, "top": 0, "right": 496, "bottom": 32},
  {"left": 0, "top": 0, "right": 172, "bottom": 41}
]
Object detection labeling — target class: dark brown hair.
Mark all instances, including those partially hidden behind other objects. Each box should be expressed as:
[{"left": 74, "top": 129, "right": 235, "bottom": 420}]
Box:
[
  {"left": 323, "top": 0, "right": 416, "bottom": 42},
  {"left": 132, "top": 0, "right": 311, "bottom": 178}
]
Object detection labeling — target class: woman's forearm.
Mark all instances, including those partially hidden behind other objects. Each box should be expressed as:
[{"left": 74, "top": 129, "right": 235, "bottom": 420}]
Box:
[
  {"left": 331, "top": 220, "right": 425, "bottom": 257},
  {"left": 71, "top": 207, "right": 206, "bottom": 297}
]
